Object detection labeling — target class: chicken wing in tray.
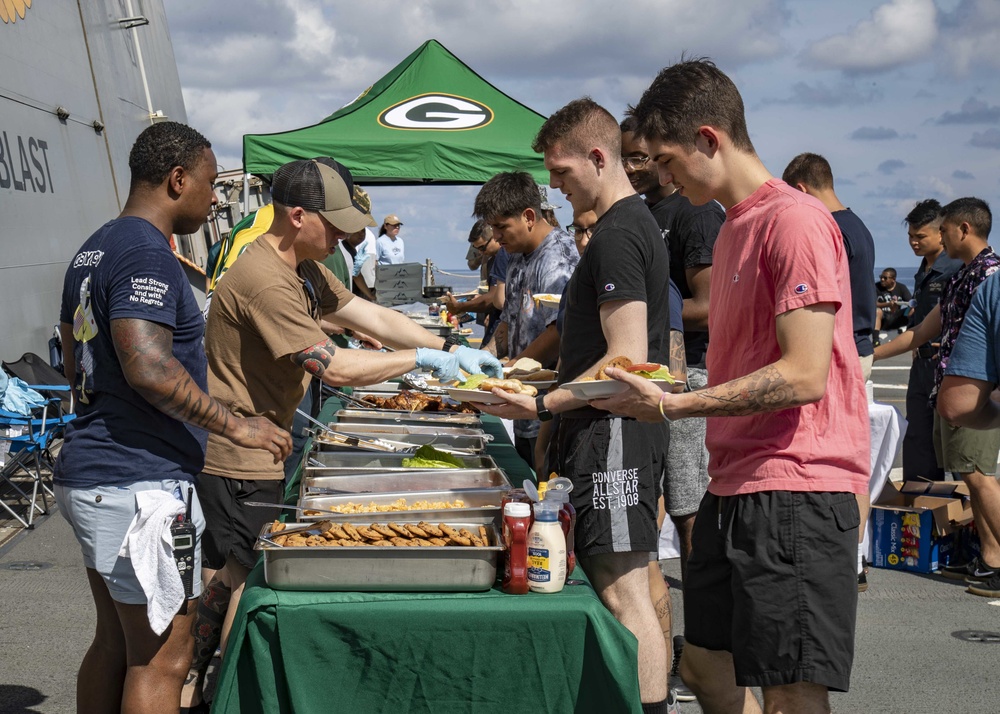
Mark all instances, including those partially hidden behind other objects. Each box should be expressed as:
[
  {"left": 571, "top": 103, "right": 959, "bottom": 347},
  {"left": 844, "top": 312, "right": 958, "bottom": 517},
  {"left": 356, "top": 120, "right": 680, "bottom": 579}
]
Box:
[{"left": 360, "top": 389, "right": 479, "bottom": 414}]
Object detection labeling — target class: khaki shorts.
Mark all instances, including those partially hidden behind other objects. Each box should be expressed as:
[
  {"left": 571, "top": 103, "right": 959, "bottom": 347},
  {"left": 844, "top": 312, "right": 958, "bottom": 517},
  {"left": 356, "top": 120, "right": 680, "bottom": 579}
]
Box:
[{"left": 933, "top": 412, "right": 1000, "bottom": 475}]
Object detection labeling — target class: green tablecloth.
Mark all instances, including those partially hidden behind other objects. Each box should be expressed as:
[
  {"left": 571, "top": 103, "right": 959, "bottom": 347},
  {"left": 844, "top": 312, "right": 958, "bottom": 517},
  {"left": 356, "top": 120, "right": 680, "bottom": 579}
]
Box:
[{"left": 213, "top": 396, "right": 641, "bottom": 714}]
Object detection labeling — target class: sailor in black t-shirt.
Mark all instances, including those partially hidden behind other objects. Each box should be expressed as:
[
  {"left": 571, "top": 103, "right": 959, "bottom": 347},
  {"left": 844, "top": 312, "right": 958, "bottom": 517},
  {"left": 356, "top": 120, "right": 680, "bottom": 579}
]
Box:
[{"left": 478, "top": 98, "right": 673, "bottom": 710}]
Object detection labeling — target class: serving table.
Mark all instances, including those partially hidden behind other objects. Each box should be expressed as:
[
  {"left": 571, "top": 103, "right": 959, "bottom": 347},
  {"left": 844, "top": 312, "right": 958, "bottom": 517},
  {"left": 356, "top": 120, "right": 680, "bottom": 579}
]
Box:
[{"left": 211, "top": 395, "right": 643, "bottom": 714}]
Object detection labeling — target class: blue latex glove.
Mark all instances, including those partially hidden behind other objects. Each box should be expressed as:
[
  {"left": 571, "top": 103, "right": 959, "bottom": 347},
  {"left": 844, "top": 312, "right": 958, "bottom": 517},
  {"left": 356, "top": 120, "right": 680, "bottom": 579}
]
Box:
[
  {"left": 454, "top": 345, "right": 503, "bottom": 379},
  {"left": 414, "top": 348, "right": 462, "bottom": 383}
]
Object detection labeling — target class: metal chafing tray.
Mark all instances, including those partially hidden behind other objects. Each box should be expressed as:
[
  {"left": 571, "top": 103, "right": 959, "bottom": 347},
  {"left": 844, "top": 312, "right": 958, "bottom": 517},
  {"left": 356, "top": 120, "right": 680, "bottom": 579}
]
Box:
[
  {"left": 305, "top": 451, "right": 497, "bottom": 472},
  {"left": 334, "top": 408, "right": 481, "bottom": 427},
  {"left": 300, "top": 467, "right": 510, "bottom": 496},
  {"left": 296, "top": 488, "right": 501, "bottom": 524},
  {"left": 256, "top": 522, "right": 502, "bottom": 592},
  {"left": 315, "top": 424, "right": 491, "bottom": 453}
]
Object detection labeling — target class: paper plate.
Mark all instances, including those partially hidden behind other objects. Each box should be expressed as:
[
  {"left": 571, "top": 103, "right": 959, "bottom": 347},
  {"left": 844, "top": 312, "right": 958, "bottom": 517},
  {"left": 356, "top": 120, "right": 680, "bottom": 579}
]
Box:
[
  {"left": 532, "top": 293, "right": 562, "bottom": 309},
  {"left": 560, "top": 379, "right": 676, "bottom": 400},
  {"left": 444, "top": 387, "right": 509, "bottom": 405}
]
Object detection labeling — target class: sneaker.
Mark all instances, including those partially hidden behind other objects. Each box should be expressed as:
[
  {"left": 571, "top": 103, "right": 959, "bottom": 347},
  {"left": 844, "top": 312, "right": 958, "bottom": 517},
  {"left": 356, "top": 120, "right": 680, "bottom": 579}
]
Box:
[
  {"left": 941, "top": 557, "right": 994, "bottom": 582},
  {"left": 967, "top": 572, "right": 1000, "bottom": 598},
  {"left": 666, "top": 689, "right": 681, "bottom": 714},
  {"left": 669, "top": 635, "right": 696, "bottom": 702},
  {"left": 965, "top": 561, "right": 999, "bottom": 584}
]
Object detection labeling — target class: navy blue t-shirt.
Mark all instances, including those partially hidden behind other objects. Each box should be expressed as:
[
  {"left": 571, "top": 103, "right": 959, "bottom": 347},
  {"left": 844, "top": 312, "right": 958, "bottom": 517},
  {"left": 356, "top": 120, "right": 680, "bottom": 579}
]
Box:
[
  {"left": 54, "top": 217, "right": 209, "bottom": 488},
  {"left": 832, "top": 209, "right": 877, "bottom": 357},
  {"left": 489, "top": 247, "right": 510, "bottom": 285}
]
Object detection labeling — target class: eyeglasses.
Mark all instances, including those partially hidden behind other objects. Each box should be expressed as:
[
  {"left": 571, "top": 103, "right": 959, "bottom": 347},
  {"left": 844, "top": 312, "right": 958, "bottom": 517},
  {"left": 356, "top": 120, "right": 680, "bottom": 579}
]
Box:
[
  {"left": 622, "top": 155, "right": 650, "bottom": 171},
  {"left": 565, "top": 224, "right": 594, "bottom": 237}
]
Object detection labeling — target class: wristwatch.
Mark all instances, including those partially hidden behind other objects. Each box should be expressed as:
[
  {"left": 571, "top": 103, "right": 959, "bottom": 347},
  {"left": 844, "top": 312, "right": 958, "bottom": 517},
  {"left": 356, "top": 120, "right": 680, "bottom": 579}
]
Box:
[
  {"left": 442, "top": 333, "right": 463, "bottom": 351},
  {"left": 535, "top": 393, "right": 553, "bottom": 422}
]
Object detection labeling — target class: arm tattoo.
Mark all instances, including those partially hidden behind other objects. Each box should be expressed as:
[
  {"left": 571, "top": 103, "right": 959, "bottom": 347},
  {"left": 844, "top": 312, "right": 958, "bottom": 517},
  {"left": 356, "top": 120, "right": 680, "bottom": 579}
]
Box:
[
  {"left": 689, "top": 363, "right": 801, "bottom": 417},
  {"left": 111, "top": 319, "right": 233, "bottom": 434},
  {"left": 291, "top": 338, "right": 337, "bottom": 377},
  {"left": 668, "top": 330, "right": 687, "bottom": 383}
]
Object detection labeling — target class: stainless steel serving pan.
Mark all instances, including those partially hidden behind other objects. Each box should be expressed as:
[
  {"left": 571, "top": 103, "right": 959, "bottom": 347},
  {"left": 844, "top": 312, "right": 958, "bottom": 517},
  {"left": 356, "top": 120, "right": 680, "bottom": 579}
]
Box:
[
  {"left": 256, "top": 522, "right": 501, "bottom": 592},
  {"left": 305, "top": 451, "right": 497, "bottom": 472},
  {"left": 334, "top": 408, "right": 481, "bottom": 427},
  {"left": 300, "top": 467, "right": 510, "bottom": 496},
  {"left": 296, "top": 488, "right": 502, "bottom": 524}
]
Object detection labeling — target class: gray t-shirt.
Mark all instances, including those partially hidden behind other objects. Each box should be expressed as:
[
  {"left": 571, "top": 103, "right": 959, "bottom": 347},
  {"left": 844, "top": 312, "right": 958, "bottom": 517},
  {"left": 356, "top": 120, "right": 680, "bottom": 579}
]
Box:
[{"left": 501, "top": 227, "right": 579, "bottom": 438}]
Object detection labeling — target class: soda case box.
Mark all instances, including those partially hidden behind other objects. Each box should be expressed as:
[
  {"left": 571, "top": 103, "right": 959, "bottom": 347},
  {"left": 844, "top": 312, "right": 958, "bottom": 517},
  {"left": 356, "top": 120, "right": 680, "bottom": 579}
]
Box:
[
  {"left": 871, "top": 480, "right": 971, "bottom": 573},
  {"left": 938, "top": 520, "right": 982, "bottom": 569}
]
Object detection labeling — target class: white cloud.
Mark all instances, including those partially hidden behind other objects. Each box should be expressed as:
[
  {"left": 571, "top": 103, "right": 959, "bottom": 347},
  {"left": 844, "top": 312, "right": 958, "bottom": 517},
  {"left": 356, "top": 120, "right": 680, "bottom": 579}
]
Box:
[
  {"left": 938, "top": 0, "right": 1000, "bottom": 76},
  {"left": 803, "top": 0, "right": 937, "bottom": 73}
]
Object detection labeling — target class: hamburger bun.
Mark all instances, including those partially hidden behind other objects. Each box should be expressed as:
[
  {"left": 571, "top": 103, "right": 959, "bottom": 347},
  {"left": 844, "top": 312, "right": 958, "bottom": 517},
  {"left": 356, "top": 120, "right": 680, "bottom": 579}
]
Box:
[{"left": 595, "top": 355, "right": 633, "bottom": 380}]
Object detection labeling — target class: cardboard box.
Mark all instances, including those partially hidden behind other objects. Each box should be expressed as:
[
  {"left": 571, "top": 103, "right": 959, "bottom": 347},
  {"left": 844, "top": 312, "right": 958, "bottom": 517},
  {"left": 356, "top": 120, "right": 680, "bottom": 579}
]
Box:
[
  {"left": 871, "top": 480, "right": 973, "bottom": 573},
  {"left": 376, "top": 263, "right": 423, "bottom": 280}
]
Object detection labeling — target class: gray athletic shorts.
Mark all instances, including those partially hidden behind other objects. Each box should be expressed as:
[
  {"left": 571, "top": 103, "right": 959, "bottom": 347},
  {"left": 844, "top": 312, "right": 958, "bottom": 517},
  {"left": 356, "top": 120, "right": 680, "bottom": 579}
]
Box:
[
  {"left": 664, "top": 366, "right": 710, "bottom": 517},
  {"left": 55, "top": 479, "right": 205, "bottom": 605}
]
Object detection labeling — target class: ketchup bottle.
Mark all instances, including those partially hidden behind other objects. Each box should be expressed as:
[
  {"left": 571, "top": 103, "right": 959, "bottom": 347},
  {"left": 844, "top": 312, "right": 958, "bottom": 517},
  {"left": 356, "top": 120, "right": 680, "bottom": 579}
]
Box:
[{"left": 502, "top": 502, "right": 531, "bottom": 594}]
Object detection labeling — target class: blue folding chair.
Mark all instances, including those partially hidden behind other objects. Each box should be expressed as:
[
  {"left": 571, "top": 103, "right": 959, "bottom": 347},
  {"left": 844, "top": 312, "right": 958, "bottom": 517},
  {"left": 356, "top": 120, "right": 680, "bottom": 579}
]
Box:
[{"left": 0, "top": 404, "right": 61, "bottom": 528}]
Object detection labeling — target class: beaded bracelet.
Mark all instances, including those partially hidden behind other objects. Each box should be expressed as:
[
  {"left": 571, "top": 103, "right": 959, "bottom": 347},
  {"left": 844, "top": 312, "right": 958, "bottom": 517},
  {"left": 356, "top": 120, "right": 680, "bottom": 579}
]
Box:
[{"left": 658, "top": 392, "right": 671, "bottom": 422}]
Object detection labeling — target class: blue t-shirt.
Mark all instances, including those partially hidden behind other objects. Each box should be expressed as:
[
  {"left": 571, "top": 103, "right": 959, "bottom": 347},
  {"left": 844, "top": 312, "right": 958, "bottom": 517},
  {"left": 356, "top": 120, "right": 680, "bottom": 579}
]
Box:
[
  {"left": 832, "top": 209, "right": 877, "bottom": 357},
  {"left": 489, "top": 248, "right": 510, "bottom": 285},
  {"left": 54, "top": 217, "right": 209, "bottom": 488},
  {"left": 944, "top": 263, "right": 1000, "bottom": 385},
  {"left": 376, "top": 234, "right": 405, "bottom": 264}
]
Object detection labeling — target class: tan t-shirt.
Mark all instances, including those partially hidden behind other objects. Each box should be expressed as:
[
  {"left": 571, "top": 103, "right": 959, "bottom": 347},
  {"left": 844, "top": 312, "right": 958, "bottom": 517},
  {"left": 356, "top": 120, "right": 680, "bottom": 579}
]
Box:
[{"left": 203, "top": 239, "right": 354, "bottom": 479}]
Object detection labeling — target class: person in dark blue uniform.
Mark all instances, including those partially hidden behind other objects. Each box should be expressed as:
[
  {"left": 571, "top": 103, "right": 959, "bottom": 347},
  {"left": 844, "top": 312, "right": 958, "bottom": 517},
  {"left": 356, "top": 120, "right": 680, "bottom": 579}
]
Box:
[{"left": 901, "top": 199, "right": 964, "bottom": 480}]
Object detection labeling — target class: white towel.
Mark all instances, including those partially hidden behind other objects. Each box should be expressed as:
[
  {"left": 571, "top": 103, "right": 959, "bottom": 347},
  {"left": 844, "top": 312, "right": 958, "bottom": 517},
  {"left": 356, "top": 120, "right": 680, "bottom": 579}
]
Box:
[{"left": 118, "top": 490, "right": 186, "bottom": 635}]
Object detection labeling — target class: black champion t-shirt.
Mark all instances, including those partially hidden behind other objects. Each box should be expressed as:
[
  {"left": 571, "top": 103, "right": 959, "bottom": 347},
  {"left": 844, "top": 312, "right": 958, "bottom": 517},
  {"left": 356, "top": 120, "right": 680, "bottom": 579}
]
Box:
[
  {"left": 559, "top": 194, "right": 671, "bottom": 414},
  {"left": 648, "top": 192, "right": 724, "bottom": 367}
]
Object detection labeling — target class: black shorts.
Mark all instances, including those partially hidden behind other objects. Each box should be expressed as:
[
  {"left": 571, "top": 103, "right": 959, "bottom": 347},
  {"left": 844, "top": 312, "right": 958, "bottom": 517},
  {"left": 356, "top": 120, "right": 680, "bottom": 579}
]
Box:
[
  {"left": 197, "top": 475, "right": 284, "bottom": 570},
  {"left": 684, "top": 490, "right": 860, "bottom": 692},
  {"left": 558, "top": 416, "right": 667, "bottom": 557}
]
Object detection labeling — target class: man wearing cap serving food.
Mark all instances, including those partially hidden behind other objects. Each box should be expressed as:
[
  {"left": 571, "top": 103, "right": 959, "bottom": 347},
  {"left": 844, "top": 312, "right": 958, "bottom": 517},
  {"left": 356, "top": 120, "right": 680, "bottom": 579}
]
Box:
[
  {"left": 183, "top": 158, "right": 502, "bottom": 707},
  {"left": 377, "top": 213, "right": 406, "bottom": 264}
]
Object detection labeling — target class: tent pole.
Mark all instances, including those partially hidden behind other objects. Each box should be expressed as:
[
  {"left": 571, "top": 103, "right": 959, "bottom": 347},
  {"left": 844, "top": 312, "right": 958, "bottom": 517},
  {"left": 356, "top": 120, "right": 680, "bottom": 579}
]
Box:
[
  {"left": 426, "top": 258, "right": 434, "bottom": 286},
  {"left": 242, "top": 172, "right": 250, "bottom": 216}
]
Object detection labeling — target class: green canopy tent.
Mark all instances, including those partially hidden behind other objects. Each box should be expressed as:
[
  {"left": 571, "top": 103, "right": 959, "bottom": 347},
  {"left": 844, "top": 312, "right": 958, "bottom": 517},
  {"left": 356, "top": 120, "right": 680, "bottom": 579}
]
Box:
[{"left": 242, "top": 39, "right": 548, "bottom": 185}]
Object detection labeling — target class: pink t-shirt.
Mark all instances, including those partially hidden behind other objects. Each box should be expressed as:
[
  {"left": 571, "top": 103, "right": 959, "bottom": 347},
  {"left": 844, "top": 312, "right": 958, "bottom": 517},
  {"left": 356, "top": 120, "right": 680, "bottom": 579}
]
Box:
[{"left": 705, "top": 179, "right": 869, "bottom": 495}]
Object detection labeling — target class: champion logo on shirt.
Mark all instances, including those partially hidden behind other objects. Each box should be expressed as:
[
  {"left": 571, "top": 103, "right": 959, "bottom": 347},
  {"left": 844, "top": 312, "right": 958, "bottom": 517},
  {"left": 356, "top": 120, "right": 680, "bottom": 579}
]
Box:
[
  {"left": 794, "top": 283, "right": 809, "bottom": 294},
  {"left": 604, "top": 283, "right": 615, "bottom": 292},
  {"left": 732, "top": 274, "right": 740, "bottom": 283}
]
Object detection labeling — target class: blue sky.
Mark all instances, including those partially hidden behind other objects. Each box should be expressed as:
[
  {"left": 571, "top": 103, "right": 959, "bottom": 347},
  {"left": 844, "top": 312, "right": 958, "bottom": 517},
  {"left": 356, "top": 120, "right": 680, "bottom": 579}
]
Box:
[{"left": 164, "top": 0, "right": 999, "bottom": 277}]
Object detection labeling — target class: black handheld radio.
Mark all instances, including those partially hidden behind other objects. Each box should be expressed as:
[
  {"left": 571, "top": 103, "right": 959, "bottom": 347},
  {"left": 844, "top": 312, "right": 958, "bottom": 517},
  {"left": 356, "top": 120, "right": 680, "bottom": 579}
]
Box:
[{"left": 170, "top": 486, "right": 197, "bottom": 599}]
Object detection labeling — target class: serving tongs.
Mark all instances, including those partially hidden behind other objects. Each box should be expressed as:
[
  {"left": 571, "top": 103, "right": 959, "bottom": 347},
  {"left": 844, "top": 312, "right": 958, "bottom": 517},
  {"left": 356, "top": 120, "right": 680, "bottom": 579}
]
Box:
[
  {"left": 326, "top": 388, "right": 374, "bottom": 410},
  {"left": 254, "top": 518, "right": 334, "bottom": 548},
  {"left": 248, "top": 502, "right": 345, "bottom": 518},
  {"left": 298, "top": 408, "right": 404, "bottom": 452}
]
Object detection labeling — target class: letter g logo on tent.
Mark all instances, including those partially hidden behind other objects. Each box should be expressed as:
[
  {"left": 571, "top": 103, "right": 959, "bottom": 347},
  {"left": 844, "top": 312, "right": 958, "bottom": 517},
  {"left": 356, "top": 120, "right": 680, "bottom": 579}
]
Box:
[{"left": 378, "top": 94, "right": 494, "bottom": 131}]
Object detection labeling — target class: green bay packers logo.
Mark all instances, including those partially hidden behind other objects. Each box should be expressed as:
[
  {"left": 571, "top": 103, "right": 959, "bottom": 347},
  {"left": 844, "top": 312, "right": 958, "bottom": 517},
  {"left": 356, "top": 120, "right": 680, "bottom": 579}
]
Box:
[{"left": 378, "top": 94, "right": 493, "bottom": 131}]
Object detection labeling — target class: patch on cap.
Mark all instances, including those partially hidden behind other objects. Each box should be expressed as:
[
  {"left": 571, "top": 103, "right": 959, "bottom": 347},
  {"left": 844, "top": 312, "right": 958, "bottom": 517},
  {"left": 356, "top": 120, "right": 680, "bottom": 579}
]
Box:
[{"left": 270, "top": 157, "right": 376, "bottom": 233}]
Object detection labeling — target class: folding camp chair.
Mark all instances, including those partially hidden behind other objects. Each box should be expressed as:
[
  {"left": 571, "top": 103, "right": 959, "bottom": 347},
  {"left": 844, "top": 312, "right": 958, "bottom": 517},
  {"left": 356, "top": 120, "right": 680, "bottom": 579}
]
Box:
[
  {"left": 3, "top": 352, "right": 74, "bottom": 416},
  {"left": 0, "top": 404, "right": 60, "bottom": 528}
]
